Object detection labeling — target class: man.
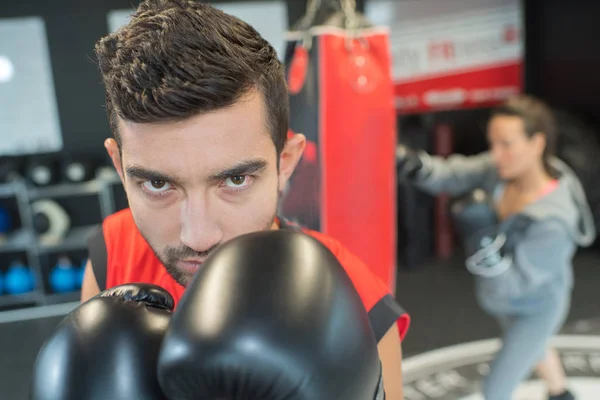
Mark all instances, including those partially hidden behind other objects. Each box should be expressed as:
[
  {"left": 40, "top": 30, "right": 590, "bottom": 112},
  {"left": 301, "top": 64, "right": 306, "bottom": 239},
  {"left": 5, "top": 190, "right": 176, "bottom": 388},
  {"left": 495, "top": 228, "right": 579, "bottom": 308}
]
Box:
[{"left": 83, "top": 0, "right": 410, "bottom": 398}]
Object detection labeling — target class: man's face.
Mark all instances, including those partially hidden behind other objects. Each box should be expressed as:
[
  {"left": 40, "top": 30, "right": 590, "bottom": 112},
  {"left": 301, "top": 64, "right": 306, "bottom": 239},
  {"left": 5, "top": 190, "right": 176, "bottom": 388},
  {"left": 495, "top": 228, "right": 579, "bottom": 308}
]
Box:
[{"left": 106, "top": 92, "right": 304, "bottom": 287}]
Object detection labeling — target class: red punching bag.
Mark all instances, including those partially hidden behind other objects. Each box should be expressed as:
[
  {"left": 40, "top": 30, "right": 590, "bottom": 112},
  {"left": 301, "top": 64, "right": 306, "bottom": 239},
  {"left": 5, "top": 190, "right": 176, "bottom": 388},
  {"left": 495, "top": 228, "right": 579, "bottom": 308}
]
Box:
[{"left": 281, "top": 0, "right": 397, "bottom": 291}]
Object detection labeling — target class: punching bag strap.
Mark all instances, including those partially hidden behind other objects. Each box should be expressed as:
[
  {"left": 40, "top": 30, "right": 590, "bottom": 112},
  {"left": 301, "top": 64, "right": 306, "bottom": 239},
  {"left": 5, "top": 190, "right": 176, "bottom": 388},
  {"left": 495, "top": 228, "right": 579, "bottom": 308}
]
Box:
[
  {"left": 340, "top": 0, "right": 358, "bottom": 30},
  {"left": 296, "top": 0, "right": 322, "bottom": 41},
  {"left": 339, "top": 0, "right": 370, "bottom": 51},
  {"left": 293, "top": 0, "right": 322, "bottom": 50},
  {"left": 302, "top": 0, "right": 322, "bottom": 27}
]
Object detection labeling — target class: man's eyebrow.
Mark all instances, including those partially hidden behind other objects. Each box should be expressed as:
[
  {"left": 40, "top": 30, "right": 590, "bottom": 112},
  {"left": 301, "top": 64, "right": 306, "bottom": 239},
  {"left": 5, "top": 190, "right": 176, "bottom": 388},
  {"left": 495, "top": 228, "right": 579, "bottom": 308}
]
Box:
[
  {"left": 125, "top": 166, "right": 181, "bottom": 184},
  {"left": 208, "top": 159, "right": 268, "bottom": 182}
]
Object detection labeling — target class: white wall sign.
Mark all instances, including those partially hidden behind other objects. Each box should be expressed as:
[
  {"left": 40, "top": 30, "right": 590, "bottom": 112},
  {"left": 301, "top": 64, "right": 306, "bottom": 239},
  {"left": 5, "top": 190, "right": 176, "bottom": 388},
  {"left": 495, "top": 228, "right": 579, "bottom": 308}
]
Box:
[
  {"left": 0, "top": 17, "right": 63, "bottom": 156},
  {"left": 366, "top": 0, "right": 524, "bottom": 113}
]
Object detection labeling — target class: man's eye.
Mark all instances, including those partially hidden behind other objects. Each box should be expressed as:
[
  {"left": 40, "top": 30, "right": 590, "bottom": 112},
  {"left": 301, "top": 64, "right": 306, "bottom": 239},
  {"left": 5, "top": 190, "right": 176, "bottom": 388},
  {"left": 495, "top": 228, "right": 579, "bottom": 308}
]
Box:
[
  {"left": 223, "top": 175, "right": 254, "bottom": 192},
  {"left": 142, "top": 180, "right": 172, "bottom": 194},
  {"left": 151, "top": 180, "right": 167, "bottom": 189},
  {"left": 225, "top": 176, "right": 247, "bottom": 187}
]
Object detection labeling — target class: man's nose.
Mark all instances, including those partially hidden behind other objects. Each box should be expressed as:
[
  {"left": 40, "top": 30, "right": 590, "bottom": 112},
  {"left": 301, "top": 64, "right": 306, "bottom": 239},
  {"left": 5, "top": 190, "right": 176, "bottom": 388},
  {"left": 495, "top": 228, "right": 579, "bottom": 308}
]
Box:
[{"left": 179, "top": 192, "right": 222, "bottom": 254}]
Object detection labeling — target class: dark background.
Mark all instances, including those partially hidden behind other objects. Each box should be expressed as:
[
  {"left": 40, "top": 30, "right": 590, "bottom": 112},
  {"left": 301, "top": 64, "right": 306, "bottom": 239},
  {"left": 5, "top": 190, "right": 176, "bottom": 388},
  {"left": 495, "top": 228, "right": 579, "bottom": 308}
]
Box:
[{"left": 524, "top": 0, "right": 600, "bottom": 120}]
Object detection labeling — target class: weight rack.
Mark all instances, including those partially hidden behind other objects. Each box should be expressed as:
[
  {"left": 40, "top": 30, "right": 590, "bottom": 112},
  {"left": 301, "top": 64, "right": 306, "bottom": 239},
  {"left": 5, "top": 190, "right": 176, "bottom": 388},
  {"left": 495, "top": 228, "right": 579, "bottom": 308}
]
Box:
[{"left": 0, "top": 176, "right": 125, "bottom": 310}]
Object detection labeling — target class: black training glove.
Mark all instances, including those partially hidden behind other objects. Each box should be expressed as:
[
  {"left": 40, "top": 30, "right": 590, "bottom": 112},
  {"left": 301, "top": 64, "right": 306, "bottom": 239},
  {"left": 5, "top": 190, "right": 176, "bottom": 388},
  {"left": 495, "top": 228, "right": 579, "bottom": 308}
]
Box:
[
  {"left": 157, "top": 230, "right": 384, "bottom": 400},
  {"left": 30, "top": 284, "right": 173, "bottom": 400}
]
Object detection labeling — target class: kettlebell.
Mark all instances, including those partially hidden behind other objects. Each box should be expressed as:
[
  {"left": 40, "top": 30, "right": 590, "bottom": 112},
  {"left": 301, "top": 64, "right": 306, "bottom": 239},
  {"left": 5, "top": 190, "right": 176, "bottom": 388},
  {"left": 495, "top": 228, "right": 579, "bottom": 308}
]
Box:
[
  {"left": 0, "top": 157, "right": 22, "bottom": 184},
  {"left": 62, "top": 155, "right": 96, "bottom": 183},
  {"left": 49, "top": 256, "right": 77, "bottom": 293},
  {"left": 31, "top": 199, "right": 71, "bottom": 246},
  {"left": 5, "top": 261, "right": 35, "bottom": 294},
  {"left": 26, "top": 157, "right": 59, "bottom": 186}
]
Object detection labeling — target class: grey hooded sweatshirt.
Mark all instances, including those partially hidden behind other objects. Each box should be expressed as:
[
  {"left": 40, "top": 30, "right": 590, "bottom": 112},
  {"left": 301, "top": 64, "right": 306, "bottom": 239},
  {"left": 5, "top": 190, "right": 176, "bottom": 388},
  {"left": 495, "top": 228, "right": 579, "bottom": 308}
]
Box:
[{"left": 408, "top": 151, "right": 596, "bottom": 316}]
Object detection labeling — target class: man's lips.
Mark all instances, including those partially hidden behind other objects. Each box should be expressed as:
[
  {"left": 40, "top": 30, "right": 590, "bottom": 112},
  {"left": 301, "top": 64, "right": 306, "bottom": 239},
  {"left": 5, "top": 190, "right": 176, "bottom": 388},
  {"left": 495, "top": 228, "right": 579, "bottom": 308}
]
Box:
[{"left": 178, "top": 259, "right": 204, "bottom": 274}]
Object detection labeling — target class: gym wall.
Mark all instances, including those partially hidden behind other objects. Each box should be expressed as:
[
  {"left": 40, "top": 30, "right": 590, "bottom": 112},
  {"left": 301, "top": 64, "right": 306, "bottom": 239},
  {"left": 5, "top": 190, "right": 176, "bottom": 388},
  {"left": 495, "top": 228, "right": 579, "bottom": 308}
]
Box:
[
  {"left": 3, "top": 0, "right": 597, "bottom": 159},
  {"left": 524, "top": 0, "right": 600, "bottom": 124}
]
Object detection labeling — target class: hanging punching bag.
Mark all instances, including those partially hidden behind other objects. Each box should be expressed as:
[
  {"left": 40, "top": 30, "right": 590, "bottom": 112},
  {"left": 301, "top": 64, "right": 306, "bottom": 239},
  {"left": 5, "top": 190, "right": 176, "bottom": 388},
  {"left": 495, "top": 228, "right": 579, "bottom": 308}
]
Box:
[{"left": 281, "top": 0, "right": 397, "bottom": 291}]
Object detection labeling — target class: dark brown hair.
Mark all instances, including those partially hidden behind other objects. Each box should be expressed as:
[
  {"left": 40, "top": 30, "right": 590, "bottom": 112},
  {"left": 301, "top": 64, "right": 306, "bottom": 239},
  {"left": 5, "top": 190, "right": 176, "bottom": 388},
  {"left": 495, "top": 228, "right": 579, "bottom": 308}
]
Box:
[
  {"left": 491, "top": 94, "right": 557, "bottom": 174},
  {"left": 94, "top": 0, "right": 289, "bottom": 157}
]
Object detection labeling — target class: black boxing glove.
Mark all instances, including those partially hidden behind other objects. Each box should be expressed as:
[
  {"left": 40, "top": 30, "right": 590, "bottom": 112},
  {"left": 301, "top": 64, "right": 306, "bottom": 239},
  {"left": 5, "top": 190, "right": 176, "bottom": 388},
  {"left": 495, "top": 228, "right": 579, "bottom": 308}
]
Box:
[
  {"left": 157, "top": 230, "right": 384, "bottom": 400},
  {"left": 30, "top": 284, "right": 173, "bottom": 400}
]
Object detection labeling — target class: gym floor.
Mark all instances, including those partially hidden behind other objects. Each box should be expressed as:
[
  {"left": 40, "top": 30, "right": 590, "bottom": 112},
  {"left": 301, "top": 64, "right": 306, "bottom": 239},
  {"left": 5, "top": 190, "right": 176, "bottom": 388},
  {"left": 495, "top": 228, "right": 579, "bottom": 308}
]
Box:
[{"left": 1, "top": 249, "right": 599, "bottom": 399}]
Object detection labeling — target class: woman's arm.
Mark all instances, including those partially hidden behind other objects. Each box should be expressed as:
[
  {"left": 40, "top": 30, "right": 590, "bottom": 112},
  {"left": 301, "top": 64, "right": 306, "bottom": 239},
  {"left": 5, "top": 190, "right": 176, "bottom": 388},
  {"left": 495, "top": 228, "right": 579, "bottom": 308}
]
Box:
[{"left": 397, "top": 147, "right": 495, "bottom": 197}]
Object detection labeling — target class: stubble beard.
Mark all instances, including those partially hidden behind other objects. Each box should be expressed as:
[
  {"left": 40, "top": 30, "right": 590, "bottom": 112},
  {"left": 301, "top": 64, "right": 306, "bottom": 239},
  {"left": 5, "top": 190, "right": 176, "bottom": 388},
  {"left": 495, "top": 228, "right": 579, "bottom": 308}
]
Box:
[
  {"left": 160, "top": 213, "right": 278, "bottom": 287},
  {"left": 143, "top": 199, "right": 280, "bottom": 288}
]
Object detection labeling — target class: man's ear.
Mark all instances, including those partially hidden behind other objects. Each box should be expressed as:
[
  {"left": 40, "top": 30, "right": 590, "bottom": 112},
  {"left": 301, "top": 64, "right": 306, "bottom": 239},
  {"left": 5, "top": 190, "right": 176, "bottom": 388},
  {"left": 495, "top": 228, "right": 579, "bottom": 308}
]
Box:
[
  {"left": 278, "top": 133, "right": 306, "bottom": 189},
  {"left": 105, "top": 138, "right": 125, "bottom": 186}
]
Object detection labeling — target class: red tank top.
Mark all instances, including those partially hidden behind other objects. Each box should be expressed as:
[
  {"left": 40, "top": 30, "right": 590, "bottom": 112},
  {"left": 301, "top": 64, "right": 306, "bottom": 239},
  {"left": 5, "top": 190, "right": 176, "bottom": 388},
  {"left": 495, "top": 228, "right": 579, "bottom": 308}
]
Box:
[{"left": 101, "top": 209, "right": 410, "bottom": 340}]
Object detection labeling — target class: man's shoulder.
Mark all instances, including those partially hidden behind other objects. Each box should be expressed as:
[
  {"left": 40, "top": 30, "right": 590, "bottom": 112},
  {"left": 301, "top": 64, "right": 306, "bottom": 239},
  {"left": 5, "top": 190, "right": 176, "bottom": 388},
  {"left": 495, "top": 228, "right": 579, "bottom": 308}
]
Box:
[
  {"left": 300, "top": 228, "right": 410, "bottom": 341},
  {"left": 101, "top": 208, "right": 144, "bottom": 245},
  {"left": 103, "top": 208, "right": 135, "bottom": 230},
  {"left": 94, "top": 208, "right": 165, "bottom": 289},
  {"left": 102, "top": 208, "right": 153, "bottom": 253},
  {"left": 278, "top": 219, "right": 350, "bottom": 262},
  {"left": 300, "top": 228, "right": 343, "bottom": 252},
  {"left": 300, "top": 229, "right": 362, "bottom": 271},
  {"left": 300, "top": 229, "right": 387, "bottom": 300}
]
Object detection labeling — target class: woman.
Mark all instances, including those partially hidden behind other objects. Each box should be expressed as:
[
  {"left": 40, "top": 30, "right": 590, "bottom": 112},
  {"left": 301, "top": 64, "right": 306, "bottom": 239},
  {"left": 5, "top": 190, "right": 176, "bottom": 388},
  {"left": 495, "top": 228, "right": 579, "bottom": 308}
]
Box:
[{"left": 397, "top": 95, "right": 596, "bottom": 400}]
